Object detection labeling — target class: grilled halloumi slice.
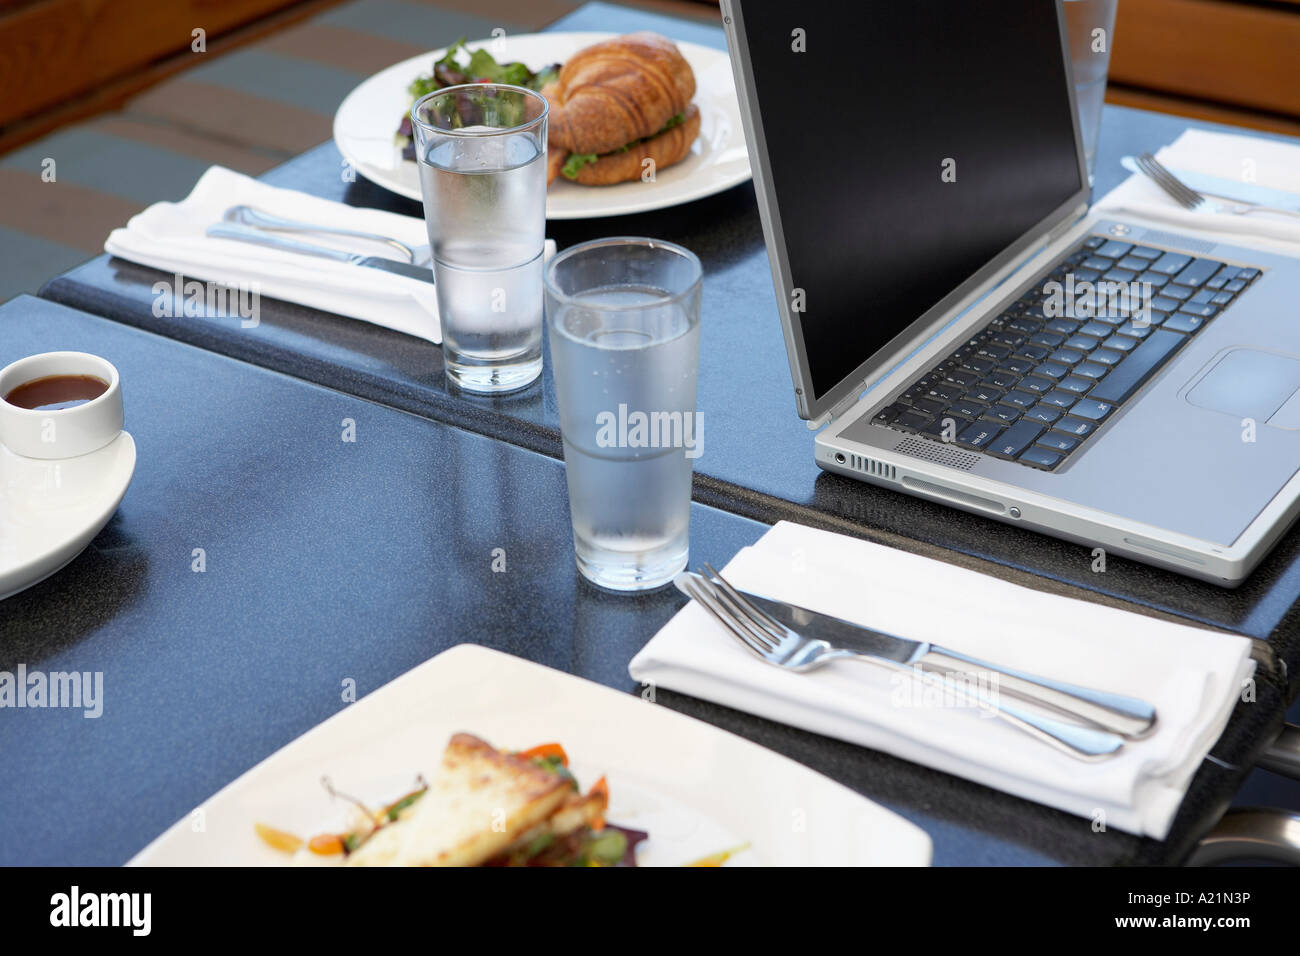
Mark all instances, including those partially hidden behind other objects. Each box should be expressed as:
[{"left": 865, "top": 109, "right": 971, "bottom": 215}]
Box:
[{"left": 346, "top": 733, "right": 571, "bottom": 867}]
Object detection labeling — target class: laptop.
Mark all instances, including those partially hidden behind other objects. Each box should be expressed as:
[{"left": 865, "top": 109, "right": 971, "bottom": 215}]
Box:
[{"left": 720, "top": 0, "right": 1300, "bottom": 586}]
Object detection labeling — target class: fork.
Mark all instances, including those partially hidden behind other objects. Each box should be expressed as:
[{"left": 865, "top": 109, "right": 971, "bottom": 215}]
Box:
[
  {"left": 222, "top": 205, "right": 433, "bottom": 264},
  {"left": 1135, "top": 152, "right": 1300, "bottom": 220},
  {"left": 677, "top": 567, "right": 1125, "bottom": 761}
]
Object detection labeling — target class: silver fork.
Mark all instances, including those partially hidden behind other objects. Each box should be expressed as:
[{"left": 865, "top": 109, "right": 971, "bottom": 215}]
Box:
[
  {"left": 676, "top": 568, "right": 1125, "bottom": 761},
  {"left": 222, "top": 205, "right": 433, "bottom": 264},
  {"left": 1135, "top": 152, "right": 1300, "bottom": 220}
]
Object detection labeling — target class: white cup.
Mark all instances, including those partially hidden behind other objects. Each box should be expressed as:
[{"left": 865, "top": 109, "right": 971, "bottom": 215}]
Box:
[{"left": 0, "top": 352, "right": 124, "bottom": 459}]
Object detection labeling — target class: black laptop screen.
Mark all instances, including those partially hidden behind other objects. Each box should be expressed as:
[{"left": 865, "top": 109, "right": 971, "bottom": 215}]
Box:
[{"left": 735, "top": 1, "right": 1084, "bottom": 404}]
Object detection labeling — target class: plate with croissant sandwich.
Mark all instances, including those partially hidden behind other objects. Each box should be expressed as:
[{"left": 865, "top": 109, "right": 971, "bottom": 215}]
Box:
[{"left": 333, "top": 31, "right": 752, "bottom": 219}]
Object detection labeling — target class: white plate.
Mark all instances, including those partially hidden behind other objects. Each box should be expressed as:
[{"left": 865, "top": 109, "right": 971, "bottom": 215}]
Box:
[
  {"left": 332, "top": 32, "right": 752, "bottom": 219},
  {"left": 130, "top": 644, "right": 932, "bottom": 866},
  {"left": 0, "top": 432, "right": 136, "bottom": 601}
]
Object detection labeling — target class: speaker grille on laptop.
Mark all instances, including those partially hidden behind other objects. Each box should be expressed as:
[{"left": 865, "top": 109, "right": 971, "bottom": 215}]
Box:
[
  {"left": 1138, "top": 229, "right": 1215, "bottom": 253},
  {"left": 893, "top": 437, "right": 980, "bottom": 471}
]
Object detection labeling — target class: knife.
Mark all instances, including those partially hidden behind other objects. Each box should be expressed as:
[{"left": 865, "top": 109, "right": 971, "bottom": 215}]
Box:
[
  {"left": 735, "top": 585, "right": 1157, "bottom": 738},
  {"left": 1121, "top": 155, "right": 1300, "bottom": 213},
  {"left": 206, "top": 223, "right": 435, "bottom": 283}
]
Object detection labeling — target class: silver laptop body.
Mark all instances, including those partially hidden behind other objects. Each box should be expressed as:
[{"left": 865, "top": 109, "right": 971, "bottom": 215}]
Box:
[{"left": 721, "top": 0, "right": 1300, "bottom": 585}]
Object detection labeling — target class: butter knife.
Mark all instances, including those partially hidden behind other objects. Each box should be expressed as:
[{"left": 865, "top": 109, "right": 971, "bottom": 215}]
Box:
[
  {"left": 206, "top": 223, "right": 434, "bottom": 283},
  {"left": 737, "top": 585, "right": 1157, "bottom": 739}
]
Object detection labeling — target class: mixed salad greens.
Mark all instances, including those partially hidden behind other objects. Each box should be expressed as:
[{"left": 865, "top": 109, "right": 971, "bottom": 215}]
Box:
[{"left": 396, "top": 39, "right": 560, "bottom": 160}]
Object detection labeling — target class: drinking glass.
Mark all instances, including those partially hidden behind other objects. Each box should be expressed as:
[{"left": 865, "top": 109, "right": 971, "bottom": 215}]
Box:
[
  {"left": 410, "top": 84, "right": 548, "bottom": 393},
  {"left": 545, "top": 238, "right": 703, "bottom": 591},
  {"left": 1064, "top": 0, "right": 1119, "bottom": 185}
]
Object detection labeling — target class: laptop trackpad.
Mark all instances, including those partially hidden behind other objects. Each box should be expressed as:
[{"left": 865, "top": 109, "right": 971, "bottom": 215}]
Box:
[{"left": 1186, "top": 348, "right": 1300, "bottom": 428}]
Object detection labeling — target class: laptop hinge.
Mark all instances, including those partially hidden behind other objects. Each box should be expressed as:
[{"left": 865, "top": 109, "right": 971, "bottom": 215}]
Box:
[{"left": 812, "top": 390, "right": 865, "bottom": 430}]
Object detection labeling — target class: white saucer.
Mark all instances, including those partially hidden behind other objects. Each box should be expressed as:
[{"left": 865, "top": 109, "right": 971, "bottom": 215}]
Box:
[{"left": 0, "top": 431, "right": 136, "bottom": 601}]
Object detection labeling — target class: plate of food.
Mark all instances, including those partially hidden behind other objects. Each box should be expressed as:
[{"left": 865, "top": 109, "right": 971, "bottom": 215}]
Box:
[
  {"left": 128, "top": 644, "right": 932, "bottom": 866},
  {"left": 332, "top": 31, "right": 752, "bottom": 219}
]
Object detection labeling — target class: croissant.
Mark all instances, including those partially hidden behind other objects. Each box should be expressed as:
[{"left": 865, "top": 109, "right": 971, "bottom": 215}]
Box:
[
  {"left": 545, "top": 32, "right": 696, "bottom": 156},
  {"left": 558, "top": 104, "right": 700, "bottom": 186}
]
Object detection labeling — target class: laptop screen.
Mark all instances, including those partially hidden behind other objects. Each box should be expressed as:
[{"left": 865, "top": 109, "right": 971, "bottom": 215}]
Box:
[{"left": 732, "top": 1, "right": 1084, "bottom": 407}]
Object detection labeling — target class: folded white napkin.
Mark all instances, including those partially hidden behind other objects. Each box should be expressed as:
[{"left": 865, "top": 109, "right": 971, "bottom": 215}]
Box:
[
  {"left": 105, "top": 165, "right": 556, "bottom": 345},
  {"left": 1094, "top": 128, "right": 1300, "bottom": 252},
  {"left": 629, "top": 521, "right": 1255, "bottom": 839}
]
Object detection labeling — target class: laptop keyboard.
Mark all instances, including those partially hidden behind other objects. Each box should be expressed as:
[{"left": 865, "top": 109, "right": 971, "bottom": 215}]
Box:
[{"left": 873, "top": 236, "right": 1262, "bottom": 470}]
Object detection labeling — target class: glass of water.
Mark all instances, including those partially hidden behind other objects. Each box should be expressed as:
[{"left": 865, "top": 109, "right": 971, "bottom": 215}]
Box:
[
  {"left": 545, "top": 238, "right": 703, "bottom": 591},
  {"left": 410, "top": 84, "right": 548, "bottom": 393},
  {"left": 1064, "top": 0, "right": 1118, "bottom": 185}
]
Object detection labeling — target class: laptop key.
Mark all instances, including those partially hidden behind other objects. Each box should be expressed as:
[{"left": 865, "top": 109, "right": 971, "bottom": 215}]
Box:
[
  {"left": 1020, "top": 446, "right": 1063, "bottom": 470},
  {"left": 962, "top": 356, "right": 996, "bottom": 375},
  {"left": 944, "top": 368, "right": 981, "bottom": 388},
  {"left": 912, "top": 397, "right": 944, "bottom": 416},
  {"left": 1002, "top": 357, "right": 1036, "bottom": 375},
  {"left": 1237, "top": 268, "right": 1260, "bottom": 280},
  {"left": 1018, "top": 345, "right": 1050, "bottom": 361},
  {"left": 1081, "top": 255, "right": 1112, "bottom": 271},
  {"left": 1083, "top": 236, "right": 1105, "bottom": 249},
  {"left": 1044, "top": 318, "right": 1081, "bottom": 335},
  {"left": 1171, "top": 257, "right": 1222, "bottom": 288},
  {"left": 1003, "top": 389, "right": 1037, "bottom": 408},
  {"left": 921, "top": 415, "right": 968, "bottom": 440},
  {"left": 1055, "top": 416, "right": 1096, "bottom": 437},
  {"left": 1178, "top": 302, "right": 1218, "bottom": 319},
  {"left": 1030, "top": 332, "right": 1065, "bottom": 349},
  {"left": 984, "top": 370, "right": 1020, "bottom": 389},
  {"left": 1074, "top": 361, "right": 1107, "bottom": 379},
  {"left": 1024, "top": 405, "right": 1062, "bottom": 425},
  {"left": 1162, "top": 284, "right": 1191, "bottom": 301},
  {"left": 1117, "top": 255, "right": 1149, "bottom": 271},
  {"left": 989, "top": 420, "right": 1045, "bottom": 459},
  {"left": 1224, "top": 279, "right": 1246, "bottom": 293},
  {"left": 926, "top": 382, "right": 965, "bottom": 402},
  {"left": 1128, "top": 245, "right": 1162, "bottom": 260},
  {"left": 1150, "top": 251, "right": 1192, "bottom": 275},
  {"left": 1069, "top": 398, "right": 1114, "bottom": 421},
  {"left": 1164, "top": 313, "right": 1204, "bottom": 334},
  {"left": 1019, "top": 375, "right": 1055, "bottom": 394},
  {"left": 1101, "top": 267, "right": 1137, "bottom": 283},
  {"left": 1136, "top": 270, "right": 1170, "bottom": 288},
  {"left": 1065, "top": 334, "right": 1101, "bottom": 352},
  {"left": 956, "top": 422, "right": 1003, "bottom": 449},
  {"left": 897, "top": 410, "right": 932, "bottom": 431},
  {"left": 874, "top": 404, "right": 905, "bottom": 425},
  {"left": 1096, "top": 240, "right": 1132, "bottom": 259},
  {"left": 967, "top": 385, "right": 1003, "bottom": 404},
  {"left": 1078, "top": 321, "right": 1111, "bottom": 338},
  {"left": 1050, "top": 348, "right": 1085, "bottom": 366},
  {"left": 1210, "top": 291, "right": 1233, "bottom": 306},
  {"left": 1090, "top": 348, "right": 1123, "bottom": 366},
  {"left": 983, "top": 404, "right": 1022, "bottom": 424},
  {"left": 1038, "top": 432, "right": 1080, "bottom": 453},
  {"left": 1104, "top": 334, "right": 1139, "bottom": 352},
  {"left": 1041, "top": 390, "right": 1078, "bottom": 409},
  {"left": 948, "top": 399, "right": 987, "bottom": 420},
  {"left": 1087, "top": 329, "right": 1188, "bottom": 405}
]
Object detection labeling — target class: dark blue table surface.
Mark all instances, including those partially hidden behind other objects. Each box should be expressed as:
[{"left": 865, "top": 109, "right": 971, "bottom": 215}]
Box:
[
  {"left": 5, "top": 292, "right": 1253, "bottom": 868},
  {"left": 17, "top": 2, "right": 1298, "bottom": 864}
]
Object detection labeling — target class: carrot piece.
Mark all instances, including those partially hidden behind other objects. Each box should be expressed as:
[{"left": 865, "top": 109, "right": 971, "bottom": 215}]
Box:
[
  {"left": 587, "top": 774, "right": 610, "bottom": 830},
  {"left": 518, "top": 742, "right": 568, "bottom": 765},
  {"left": 307, "top": 833, "right": 346, "bottom": 856},
  {"left": 254, "top": 822, "right": 303, "bottom": 854}
]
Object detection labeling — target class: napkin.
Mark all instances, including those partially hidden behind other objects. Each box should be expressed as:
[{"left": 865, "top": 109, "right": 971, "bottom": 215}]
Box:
[
  {"left": 105, "top": 165, "right": 555, "bottom": 345},
  {"left": 1094, "top": 128, "right": 1300, "bottom": 251},
  {"left": 629, "top": 521, "right": 1255, "bottom": 839}
]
